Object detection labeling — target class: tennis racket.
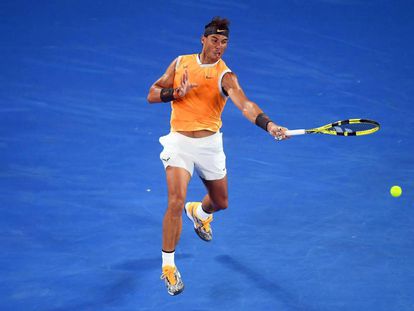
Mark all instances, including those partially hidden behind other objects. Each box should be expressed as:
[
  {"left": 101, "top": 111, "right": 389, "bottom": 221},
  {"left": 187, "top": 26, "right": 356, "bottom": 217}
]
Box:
[{"left": 285, "top": 119, "right": 380, "bottom": 136}]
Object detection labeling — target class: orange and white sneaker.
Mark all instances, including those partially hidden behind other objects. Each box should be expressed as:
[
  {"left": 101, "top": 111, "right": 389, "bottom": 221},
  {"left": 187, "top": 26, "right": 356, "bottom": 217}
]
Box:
[
  {"left": 160, "top": 265, "right": 184, "bottom": 296},
  {"left": 184, "top": 202, "right": 213, "bottom": 242}
]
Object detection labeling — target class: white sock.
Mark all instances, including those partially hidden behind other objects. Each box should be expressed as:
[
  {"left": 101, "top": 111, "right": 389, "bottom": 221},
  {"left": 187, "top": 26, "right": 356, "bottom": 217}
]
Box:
[
  {"left": 162, "top": 250, "right": 175, "bottom": 268},
  {"left": 196, "top": 203, "right": 212, "bottom": 221}
]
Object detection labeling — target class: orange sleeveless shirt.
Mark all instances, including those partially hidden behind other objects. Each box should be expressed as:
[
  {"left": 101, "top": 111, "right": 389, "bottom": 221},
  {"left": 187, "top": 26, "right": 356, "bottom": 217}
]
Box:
[{"left": 170, "top": 54, "right": 231, "bottom": 132}]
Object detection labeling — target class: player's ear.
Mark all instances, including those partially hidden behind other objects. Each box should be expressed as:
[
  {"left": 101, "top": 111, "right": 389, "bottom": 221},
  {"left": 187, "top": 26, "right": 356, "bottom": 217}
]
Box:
[{"left": 201, "top": 35, "right": 206, "bottom": 45}]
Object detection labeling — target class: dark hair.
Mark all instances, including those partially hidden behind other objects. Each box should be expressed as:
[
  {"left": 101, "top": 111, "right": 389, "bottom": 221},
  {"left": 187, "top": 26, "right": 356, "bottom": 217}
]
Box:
[
  {"left": 204, "top": 17, "right": 230, "bottom": 37},
  {"left": 205, "top": 16, "right": 230, "bottom": 30}
]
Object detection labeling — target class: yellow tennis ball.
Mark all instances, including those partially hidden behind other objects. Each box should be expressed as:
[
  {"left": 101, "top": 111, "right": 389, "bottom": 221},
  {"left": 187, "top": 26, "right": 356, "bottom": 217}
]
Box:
[{"left": 390, "top": 185, "right": 402, "bottom": 197}]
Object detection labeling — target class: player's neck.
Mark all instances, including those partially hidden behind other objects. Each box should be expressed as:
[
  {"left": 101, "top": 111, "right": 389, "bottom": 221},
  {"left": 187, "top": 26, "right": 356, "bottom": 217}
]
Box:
[{"left": 198, "top": 52, "right": 219, "bottom": 64}]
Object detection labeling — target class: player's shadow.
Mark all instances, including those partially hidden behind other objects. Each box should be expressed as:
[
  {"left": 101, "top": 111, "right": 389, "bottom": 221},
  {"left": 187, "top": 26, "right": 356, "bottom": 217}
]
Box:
[
  {"left": 215, "top": 254, "right": 315, "bottom": 311},
  {"left": 47, "top": 254, "right": 195, "bottom": 311}
]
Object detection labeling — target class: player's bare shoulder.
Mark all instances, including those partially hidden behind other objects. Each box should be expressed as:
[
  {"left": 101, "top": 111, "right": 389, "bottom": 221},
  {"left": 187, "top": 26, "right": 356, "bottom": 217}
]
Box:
[{"left": 222, "top": 71, "right": 241, "bottom": 94}]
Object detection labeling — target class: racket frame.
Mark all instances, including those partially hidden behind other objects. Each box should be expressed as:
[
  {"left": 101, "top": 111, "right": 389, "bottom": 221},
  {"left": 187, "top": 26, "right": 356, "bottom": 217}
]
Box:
[{"left": 285, "top": 119, "right": 380, "bottom": 136}]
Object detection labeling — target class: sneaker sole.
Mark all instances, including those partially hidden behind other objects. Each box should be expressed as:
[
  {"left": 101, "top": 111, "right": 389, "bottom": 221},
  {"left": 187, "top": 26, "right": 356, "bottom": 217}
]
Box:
[
  {"left": 184, "top": 203, "right": 212, "bottom": 242},
  {"left": 193, "top": 228, "right": 212, "bottom": 242},
  {"left": 168, "top": 285, "right": 184, "bottom": 296}
]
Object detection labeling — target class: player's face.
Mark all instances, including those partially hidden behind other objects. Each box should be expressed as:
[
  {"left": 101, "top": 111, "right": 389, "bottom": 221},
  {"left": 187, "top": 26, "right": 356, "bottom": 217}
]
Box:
[{"left": 202, "top": 34, "right": 228, "bottom": 62}]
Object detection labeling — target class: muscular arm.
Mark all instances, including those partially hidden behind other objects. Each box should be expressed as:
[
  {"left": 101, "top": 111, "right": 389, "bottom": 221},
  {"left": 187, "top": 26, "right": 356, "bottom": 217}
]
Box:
[
  {"left": 147, "top": 58, "right": 198, "bottom": 104},
  {"left": 222, "top": 72, "right": 288, "bottom": 138},
  {"left": 147, "top": 59, "right": 177, "bottom": 103},
  {"left": 222, "top": 72, "right": 263, "bottom": 122}
]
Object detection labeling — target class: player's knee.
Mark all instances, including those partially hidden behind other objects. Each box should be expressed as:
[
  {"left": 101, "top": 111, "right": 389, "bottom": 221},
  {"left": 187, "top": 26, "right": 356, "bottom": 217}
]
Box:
[{"left": 167, "top": 195, "right": 185, "bottom": 215}]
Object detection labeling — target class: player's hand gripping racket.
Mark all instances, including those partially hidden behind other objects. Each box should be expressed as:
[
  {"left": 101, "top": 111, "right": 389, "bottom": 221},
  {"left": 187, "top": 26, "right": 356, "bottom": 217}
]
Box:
[{"left": 285, "top": 119, "right": 380, "bottom": 137}]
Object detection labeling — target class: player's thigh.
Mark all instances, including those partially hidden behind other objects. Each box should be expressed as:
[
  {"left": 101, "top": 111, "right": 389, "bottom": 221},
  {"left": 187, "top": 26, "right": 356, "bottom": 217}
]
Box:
[{"left": 165, "top": 166, "right": 191, "bottom": 209}]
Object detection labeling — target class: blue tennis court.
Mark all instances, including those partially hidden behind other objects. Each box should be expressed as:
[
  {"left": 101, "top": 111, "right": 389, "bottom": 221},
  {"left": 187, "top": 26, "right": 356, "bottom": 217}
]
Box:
[{"left": 1, "top": 1, "right": 413, "bottom": 310}]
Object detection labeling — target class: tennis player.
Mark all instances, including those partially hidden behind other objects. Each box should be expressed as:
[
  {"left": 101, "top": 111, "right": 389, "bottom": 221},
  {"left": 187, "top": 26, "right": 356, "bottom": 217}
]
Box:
[{"left": 147, "top": 17, "right": 289, "bottom": 295}]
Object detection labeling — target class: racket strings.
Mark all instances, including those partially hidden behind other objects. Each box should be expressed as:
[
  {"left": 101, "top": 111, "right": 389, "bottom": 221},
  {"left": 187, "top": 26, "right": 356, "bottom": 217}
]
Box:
[{"left": 329, "top": 122, "right": 377, "bottom": 134}]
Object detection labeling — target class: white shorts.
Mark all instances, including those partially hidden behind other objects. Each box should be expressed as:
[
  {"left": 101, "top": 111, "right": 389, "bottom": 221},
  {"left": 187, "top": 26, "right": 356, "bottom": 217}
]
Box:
[{"left": 159, "top": 132, "right": 227, "bottom": 180}]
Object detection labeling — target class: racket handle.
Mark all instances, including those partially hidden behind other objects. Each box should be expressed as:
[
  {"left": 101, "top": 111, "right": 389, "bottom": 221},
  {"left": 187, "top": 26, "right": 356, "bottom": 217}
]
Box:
[{"left": 285, "top": 129, "right": 306, "bottom": 136}]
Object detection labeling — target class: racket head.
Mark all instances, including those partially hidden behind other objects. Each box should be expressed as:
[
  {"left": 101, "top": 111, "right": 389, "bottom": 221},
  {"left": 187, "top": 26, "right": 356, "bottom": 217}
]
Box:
[{"left": 307, "top": 119, "right": 380, "bottom": 136}]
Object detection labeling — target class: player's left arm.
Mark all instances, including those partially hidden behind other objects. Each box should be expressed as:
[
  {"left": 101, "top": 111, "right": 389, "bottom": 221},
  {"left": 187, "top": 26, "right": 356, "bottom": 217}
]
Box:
[{"left": 222, "top": 72, "right": 289, "bottom": 139}]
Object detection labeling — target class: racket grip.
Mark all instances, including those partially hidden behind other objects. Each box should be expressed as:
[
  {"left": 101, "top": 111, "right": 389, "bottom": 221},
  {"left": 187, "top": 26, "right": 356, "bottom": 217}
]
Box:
[{"left": 285, "top": 129, "right": 306, "bottom": 136}]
